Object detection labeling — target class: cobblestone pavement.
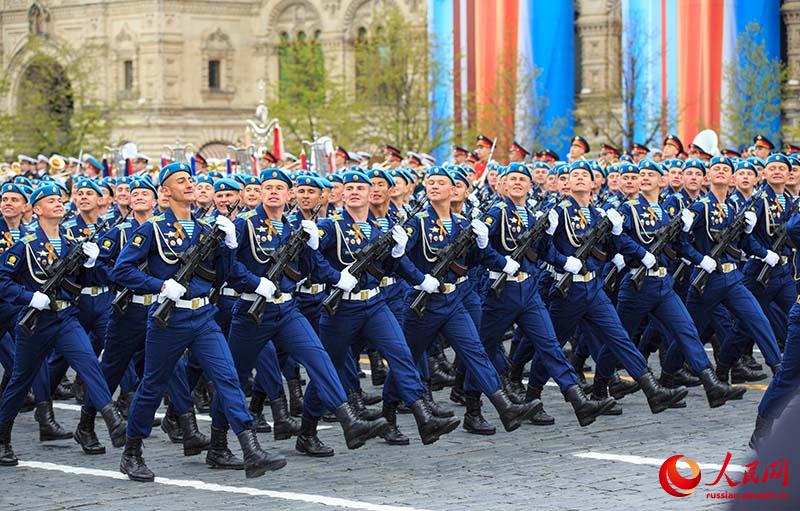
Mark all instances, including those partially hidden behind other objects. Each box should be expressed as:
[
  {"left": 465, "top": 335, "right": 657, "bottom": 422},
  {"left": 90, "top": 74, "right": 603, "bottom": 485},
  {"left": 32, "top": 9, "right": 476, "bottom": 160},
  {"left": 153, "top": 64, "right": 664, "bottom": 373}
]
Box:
[{"left": 0, "top": 349, "right": 789, "bottom": 511}]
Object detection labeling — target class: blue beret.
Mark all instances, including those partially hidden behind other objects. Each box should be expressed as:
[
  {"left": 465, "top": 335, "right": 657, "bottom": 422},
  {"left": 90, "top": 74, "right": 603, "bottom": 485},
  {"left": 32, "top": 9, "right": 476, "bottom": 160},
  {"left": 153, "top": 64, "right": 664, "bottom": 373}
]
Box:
[
  {"left": 789, "top": 156, "right": 800, "bottom": 168},
  {"left": 159, "top": 162, "right": 192, "bottom": 185},
  {"left": 734, "top": 160, "right": 757, "bottom": 174},
  {"left": 1, "top": 182, "right": 29, "bottom": 201},
  {"left": 100, "top": 177, "right": 116, "bottom": 195},
  {"left": 451, "top": 167, "right": 470, "bottom": 187},
  {"left": 617, "top": 162, "right": 639, "bottom": 175},
  {"left": 765, "top": 153, "right": 791, "bottom": 168},
  {"left": 605, "top": 163, "right": 620, "bottom": 175},
  {"left": 388, "top": 168, "right": 409, "bottom": 185},
  {"left": 207, "top": 171, "right": 223, "bottom": 180},
  {"left": 328, "top": 173, "right": 344, "bottom": 184},
  {"left": 195, "top": 174, "right": 214, "bottom": 185},
  {"left": 30, "top": 184, "right": 62, "bottom": 205},
  {"left": 426, "top": 166, "right": 456, "bottom": 186},
  {"left": 85, "top": 156, "right": 103, "bottom": 172},
  {"left": 747, "top": 157, "right": 765, "bottom": 168},
  {"left": 569, "top": 160, "right": 594, "bottom": 178},
  {"left": 505, "top": 162, "right": 532, "bottom": 179},
  {"left": 318, "top": 177, "right": 333, "bottom": 189},
  {"left": 682, "top": 159, "right": 707, "bottom": 175},
  {"left": 590, "top": 160, "right": 606, "bottom": 177},
  {"left": 130, "top": 178, "right": 158, "bottom": 196},
  {"left": 13, "top": 176, "right": 33, "bottom": 187},
  {"left": 366, "top": 168, "right": 396, "bottom": 186},
  {"left": 532, "top": 161, "right": 551, "bottom": 171},
  {"left": 554, "top": 163, "right": 570, "bottom": 176},
  {"left": 342, "top": 170, "right": 372, "bottom": 185},
  {"left": 295, "top": 175, "right": 324, "bottom": 189},
  {"left": 709, "top": 155, "right": 734, "bottom": 170},
  {"left": 620, "top": 154, "right": 633, "bottom": 163},
  {"left": 259, "top": 168, "right": 293, "bottom": 187},
  {"left": 213, "top": 178, "right": 243, "bottom": 192},
  {"left": 239, "top": 175, "right": 261, "bottom": 187},
  {"left": 637, "top": 159, "right": 662, "bottom": 175},
  {"left": 76, "top": 179, "right": 103, "bottom": 196}
]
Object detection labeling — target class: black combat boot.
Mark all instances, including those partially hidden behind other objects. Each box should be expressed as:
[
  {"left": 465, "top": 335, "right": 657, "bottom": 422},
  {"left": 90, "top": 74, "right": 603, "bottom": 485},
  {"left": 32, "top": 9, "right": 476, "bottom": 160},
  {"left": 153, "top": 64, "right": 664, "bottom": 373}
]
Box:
[
  {"left": 570, "top": 383, "right": 617, "bottom": 426},
  {"left": 410, "top": 398, "right": 460, "bottom": 445},
  {"left": 286, "top": 379, "right": 304, "bottom": 418},
  {"left": 589, "top": 378, "right": 623, "bottom": 416},
  {"left": 429, "top": 355, "right": 455, "bottom": 391},
  {"left": 698, "top": 368, "right": 746, "bottom": 408},
  {"left": 500, "top": 374, "right": 525, "bottom": 404},
  {"left": 296, "top": 415, "right": 334, "bottom": 457},
  {"left": 731, "top": 360, "right": 767, "bottom": 383},
  {"left": 488, "top": 389, "right": 541, "bottom": 432},
  {"left": 463, "top": 392, "right": 496, "bottom": 435},
  {"left": 608, "top": 372, "right": 640, "bottom": 399},
  {"left": 358, "top": 388, "right": 382, "bottom": 406},
  {"left": 248, "top": 391, "right": 272, "bottom": 433},
  {"left": 741, "top": 352, "right": 763, "bottom": 371},
  {"left": 72, "top": 374, "right": 85, "bottom": 404},
  {"left": 507, "top": 363, "right": 527, "bottom": 398},
  {"left": 660, "top": 368, "right": 700, "bottom": 388},
  {"left": 333, "top": 402, "right": 387, "bottom": 449},
  {"left": 237, "top": 429, "right": 287, "bottom": 478},
  {"left": 160, "top": 402, "right": 184, "bottom": 443},
  {"left": 524, "top": 385, "right": 556, "bottom": 425},
  {"left": 177, "top": 411, "right": 210, "bottom": 456},
  {"left": 34, "top": 401, "right": 72, "bottom": 441},
  {"left": 636, "top": 370, "right": 688, "bottom": 414},
  {"left": 749, "top": 415, "right": 774, "bottom": 450},
  {"left": 0, "top": 422, "right": 17, "bottom": 466},
  {"left": 115, "top": 391, "right": 135, "bottom": 419},
  {"left": 368, "top": 350, "right": 387, "bottom": 386},
  {"left": 380, "top": 401, "right": 410, "bottom": 446},
  {"left": 120, "top": 437, "right": 154, "bottom": 482},
  {"left": 270, "top": 394, "right": 301, "bottom": 440},
  {"left": 100, "top": 403, "right": 127, "bottom": 448},
  {"left": 425, "top": 383, "right": 454, "bottom": 418},
  {"left": 205, "top": 426, "right": 244, "bottom": 470},
  {"left": 449, "top": 369, "right": 466, "bottom": 405},
  {"left": 348, "top": 390, "right": 383, "bottom": 421},
  {"left": 192, "top": 382, "right": 211, "bottom": 414},
  {"left": 74, "top": 409, "right": 105, "bottom": 455}
]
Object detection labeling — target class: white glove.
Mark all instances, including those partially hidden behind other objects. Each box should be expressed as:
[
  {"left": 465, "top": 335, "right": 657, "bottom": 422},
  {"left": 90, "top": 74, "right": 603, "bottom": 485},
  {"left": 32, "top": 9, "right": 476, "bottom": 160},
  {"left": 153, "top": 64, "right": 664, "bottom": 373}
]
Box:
[
  {"left": 29, "top": 291, "right": 50, "bottom": 311},
  {"left": 160, "top": 278, "right": 187, "bottom": 301},
  {"left": 762, "top": 250, "right": 780, "bottom": 267},
  {"left": 471, "top": 219, "right": 489, "bottom": 249},
  {"left": 301, "top": 220, "right": 319, "bottom": 250},
  {"left": 612, "top": 253, "right": 626, "bottom": 271},
  {"left": 82, "top": 242, "right": 99, "bottom": 268},
  {"left": 681, "top": 208, "right": 694, "bottom": 233},
  {"left": 606, "top": 209, "right": 624, "bottom": 235},
  {"left": 215, "top": 215, "right": 238, "bottom": 249},
  {"left": 502, "top": 256, "right": 520, "bottom": 276},
  {"left": 699, "top": 256, "right": 717, "bottom": 274},
  {"left": 546, "top": 209, "right": 559, "bottom": 235},
  {"left": 254, "top": 277, "right": 277, "bottom": 299},
  {"left": 390, "top": 225, "right": 408, "bottom": 258},
  {"left": 534, "top": 210, "right": 545, "bottom": 220},
  {"left": 564, "top": 256, "right": 582, "bottom": 275},
  {"left": 596, "top": 208, "right": 607, "bottom": 218},
  {"left": 414, "top": 274, "right": 440, "bottom": 293},
  {"left": 641, "top": 251, "right": 657, "bottom": 269},
  {"left": 334, "top": 267, "right": 357, "bottom": 292},
  {"left": 744, "top": 211, "right": 757, "bottom": 234}
]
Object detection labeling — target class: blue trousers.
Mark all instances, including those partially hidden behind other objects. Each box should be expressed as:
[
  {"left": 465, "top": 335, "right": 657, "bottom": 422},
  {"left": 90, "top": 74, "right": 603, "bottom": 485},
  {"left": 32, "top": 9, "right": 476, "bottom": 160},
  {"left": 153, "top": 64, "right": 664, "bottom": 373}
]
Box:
[
  {"left": 758, "top": 302, "right": 800, "bottom": 419},
  {"left": 0, "top": 332, "right": 51, "bottom": 403},
  {"left": 396, "top": 289, "right": 500, "bottom": 400},
  {"left": 548, "top": 280, "right": 648, "bottom": 379},
  {"left": 0, "top": 310, "right": 113, "bottom": 423},
  {"left": 482, "top": 277, "right": 577, "bottom": 391},
  {"left": 228, "top": 298, "right": 347, "bottom": 418},
  {"left": 319, "top": 295, "right": 424, "bottom": 405},
  {"left": 686, "top": 269, "right": 782, "bottom": 368},
  {"left": 100, "top": 302, "right": 194, "bottom": 414},
  {"left": 615, "top": 274, "right": 711, "bottom": 375},
  {"left": 126, "top": 305, "right": 252, "bottom": 438}
]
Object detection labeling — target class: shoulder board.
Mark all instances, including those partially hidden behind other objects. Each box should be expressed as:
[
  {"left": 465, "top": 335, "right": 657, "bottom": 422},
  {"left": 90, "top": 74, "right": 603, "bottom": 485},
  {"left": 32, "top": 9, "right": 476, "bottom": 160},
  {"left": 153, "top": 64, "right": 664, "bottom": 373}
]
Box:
[
  {"left": 117, "top": 222, "right": 131, "bottom": 229},
  {"left": 153, "top": 214, "right": 165, "bottom": 222},
  {"left": 414, "top": 211, "right": 428, "bottom": 219},
  {"left": 239, "top": 210, "right": 258, "bottom": 220},
  {"left": 454, "top": 212, "right": 465, "bottom": 220},
  {"left": 627, "top": 199, "right": 639, "bottom": 206},
  {"left": 62, "top": 219, "right": 77, "bottom": 229},
  {"left": 699, "top": 197, "right": 710, "bottom": 204},
  {"left": 496, "top": 202, "right": 507, "bottom": 209},
  {"left": 558, "top": 200, "right": 571, "bottom": 208},
  {"left": 330, "top": 212, "right": 343, "bottom": 221},
  {"left": 21, "top": 234, "right": 36, "bottom": 244}
]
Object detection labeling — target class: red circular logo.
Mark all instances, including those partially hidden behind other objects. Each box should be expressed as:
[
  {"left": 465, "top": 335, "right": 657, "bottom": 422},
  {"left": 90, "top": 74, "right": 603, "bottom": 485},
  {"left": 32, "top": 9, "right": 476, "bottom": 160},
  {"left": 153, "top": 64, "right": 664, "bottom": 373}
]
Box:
[{"left": 659, "top": 454, "right": 702, "bottom": 497}]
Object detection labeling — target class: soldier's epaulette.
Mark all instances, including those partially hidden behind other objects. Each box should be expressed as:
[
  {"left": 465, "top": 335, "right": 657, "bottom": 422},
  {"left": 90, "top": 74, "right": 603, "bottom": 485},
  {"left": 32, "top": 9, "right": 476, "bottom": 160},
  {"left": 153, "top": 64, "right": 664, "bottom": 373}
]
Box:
[
  {"left": 330, "top": 212, "right": 343, "bottom": 221},
  {"left": 152, "top": 214, "right": 165, "bottom": 222},
  {"left": 21, "top": 234, "right": 36, "bottom": 244},
  {"left": 699, "top": 197, "right": 710, "bottom": 204},
  {"left": 239, "top": 209, "right": 258, "bottom": 220},
  {"left": 117, "top": 222, "right": 131, "bottom": 229},
  {"left": 414, "top": 211, "right": 428, "bottom": 219},
  {"left": 558, "top": 200, "right": 571, "bottom": 208},
  {"left": 626, "top": 199, "right": 639, "bottom": 207},
  {"left": 454, "top": 212, "right": 466, "bottom": 220},
  {"left": 62, "top": 219, "right": 77, "bottom": 229},
  {"left": 495, "top": 201, "right": 507, "bottom": 209}
]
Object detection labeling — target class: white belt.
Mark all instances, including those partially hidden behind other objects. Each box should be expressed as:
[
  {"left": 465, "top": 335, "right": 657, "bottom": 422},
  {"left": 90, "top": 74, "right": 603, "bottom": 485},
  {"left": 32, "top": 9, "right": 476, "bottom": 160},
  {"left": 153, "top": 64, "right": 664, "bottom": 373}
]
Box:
[
  {"left": 542, "top": 263, "right": 555, "bottom": 273},
  {"left": 53, "top": 300, "right": 72, "bottom": 311},
  {"left": 342, "top": 287, "right": 380, "bottom": 301},
  {"left": 297, "top": 283, "right": 326, "bottom": 295},
  {"left": 131, "top": 294, "right": 157, "bottom": 306},
  {"left": 749, "top": 255, "right": 789, "bottom": 265},
  {"left": 631, "top": 267, "right": 668, "bottom": 278},
  {"left": 221, "top": 288, "right": 240, "bottom": 297},
  {"left": 553, "top": 271, "right": 596, "bottom": 283},
  {"left": 700, "top": 262, "right": 736, "bottom": 274},
  {"left": 240, "top": 292, "right": 292, "bottom": 304},
  {"left": 157, "top": 296, "right": 210, "bottom": 310},
  {"left": 80, "top": 286, "right": 110, "bottom": 296},
  {"left": 436, "top": 275, "right": 468, "bottom": 294},
  {"left": 379, "top": 277, "right": 397, "bottom": 287},
  {"left": 488, "top": 271, "right": 530, "bottom": 283}
]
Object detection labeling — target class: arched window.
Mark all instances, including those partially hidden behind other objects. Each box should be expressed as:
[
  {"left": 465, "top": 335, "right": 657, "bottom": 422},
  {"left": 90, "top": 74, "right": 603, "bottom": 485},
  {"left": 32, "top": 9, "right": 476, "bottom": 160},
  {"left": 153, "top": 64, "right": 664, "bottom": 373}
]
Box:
[{"left": 278, "top": 30, "right": 324, "bottom": 103}]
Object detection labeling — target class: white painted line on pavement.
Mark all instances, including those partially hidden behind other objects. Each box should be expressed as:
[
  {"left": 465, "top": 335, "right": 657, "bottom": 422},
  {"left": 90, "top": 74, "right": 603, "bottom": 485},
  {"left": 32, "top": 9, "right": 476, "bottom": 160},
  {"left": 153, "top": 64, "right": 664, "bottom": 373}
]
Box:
[
  {"left": 17, "top": 460, "right": 432, "bottom": 511},
  {"left": 51, "top": 402, "right": 333, "bottom": 430},
  {"left": 573, "top": 451, "right": 746, "bottom": 473}
]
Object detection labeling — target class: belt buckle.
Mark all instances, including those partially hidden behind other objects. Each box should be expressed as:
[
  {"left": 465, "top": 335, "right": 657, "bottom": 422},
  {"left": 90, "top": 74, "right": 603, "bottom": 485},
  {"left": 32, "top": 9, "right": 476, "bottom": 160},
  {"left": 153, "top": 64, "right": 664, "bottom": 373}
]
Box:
[
  {"left": 359, "top": 290, "right": 369, "bottom": 300},
  {"left": 191, "top": 297, "right": 201, "bottom": 309},
  {"left": 143, "top": 295, "right": 153, "bottom": 305}
]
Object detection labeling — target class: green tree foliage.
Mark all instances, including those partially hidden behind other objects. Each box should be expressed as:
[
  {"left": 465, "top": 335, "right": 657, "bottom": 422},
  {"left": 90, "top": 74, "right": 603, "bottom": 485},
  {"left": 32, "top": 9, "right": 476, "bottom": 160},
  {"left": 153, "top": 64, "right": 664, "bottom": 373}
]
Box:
[{"left": 722, "top": 22, "right": 786, "bottom": 149}]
